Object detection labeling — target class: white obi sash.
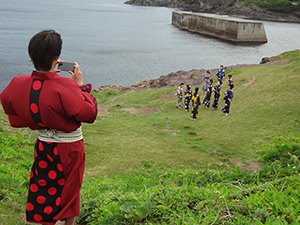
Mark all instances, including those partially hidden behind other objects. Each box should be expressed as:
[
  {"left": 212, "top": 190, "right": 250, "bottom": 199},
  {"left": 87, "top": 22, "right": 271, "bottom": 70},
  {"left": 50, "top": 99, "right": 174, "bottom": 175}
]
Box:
[{"left": 38, "top": 126, "right": 83, "bottom": 143}]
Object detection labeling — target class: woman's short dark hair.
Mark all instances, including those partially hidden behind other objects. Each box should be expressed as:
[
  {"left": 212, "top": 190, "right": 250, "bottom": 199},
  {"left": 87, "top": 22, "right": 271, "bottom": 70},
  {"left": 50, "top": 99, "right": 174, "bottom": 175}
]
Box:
[{"left": 28, "top": 30, "right": 62, "bottom": 71}]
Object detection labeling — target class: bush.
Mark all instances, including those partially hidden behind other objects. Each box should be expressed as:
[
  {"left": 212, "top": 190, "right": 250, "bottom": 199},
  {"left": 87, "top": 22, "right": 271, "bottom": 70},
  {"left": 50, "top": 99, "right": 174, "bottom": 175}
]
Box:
[
  {"left": 260, "top": 136, "right": 300, "bottom": 167},
  {"left": 240, "top": 0, "right": 300, "bottom": 14},
  {"left": 77, "top": 163, "right": 300, "bottom": 224},
  {"left": 0, "top": 131, "right": 32, "bottom": 200}
]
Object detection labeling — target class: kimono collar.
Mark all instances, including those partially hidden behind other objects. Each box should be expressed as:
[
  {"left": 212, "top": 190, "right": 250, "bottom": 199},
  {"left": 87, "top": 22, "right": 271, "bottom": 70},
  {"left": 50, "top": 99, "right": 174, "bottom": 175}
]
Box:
[{"left": 31, "top": 71, "right": 60, "bottom": 80}]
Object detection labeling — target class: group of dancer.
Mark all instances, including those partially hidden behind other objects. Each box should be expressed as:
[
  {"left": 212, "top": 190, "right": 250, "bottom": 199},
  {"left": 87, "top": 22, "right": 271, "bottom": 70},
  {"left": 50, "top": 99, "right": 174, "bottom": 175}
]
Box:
[{"left": 175, "top": 65, "right": 234, "bottom": 121}]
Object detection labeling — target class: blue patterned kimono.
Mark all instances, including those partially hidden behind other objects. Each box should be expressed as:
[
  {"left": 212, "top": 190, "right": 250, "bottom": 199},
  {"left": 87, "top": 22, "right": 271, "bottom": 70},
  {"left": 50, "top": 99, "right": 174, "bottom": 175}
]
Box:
[{"left": 212, "top": 85, "right": 221, "bottom": 109}]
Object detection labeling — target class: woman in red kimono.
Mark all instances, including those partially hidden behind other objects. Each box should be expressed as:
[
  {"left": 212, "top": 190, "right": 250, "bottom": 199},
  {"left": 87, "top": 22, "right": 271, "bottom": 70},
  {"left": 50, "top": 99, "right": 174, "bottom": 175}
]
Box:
[{"left": 0, "top": 30, "right": 98, "bottom": 225}]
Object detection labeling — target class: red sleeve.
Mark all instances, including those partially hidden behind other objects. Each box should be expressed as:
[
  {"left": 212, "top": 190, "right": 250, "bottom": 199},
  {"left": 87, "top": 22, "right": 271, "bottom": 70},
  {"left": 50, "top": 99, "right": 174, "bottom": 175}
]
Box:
[
  {"left": 55, "top": 82, "right": 97, "bottom": 124},
  {"left": 0, "top": 76, "right": 32, "bottom": 128},
  {"left": 78, "top": 84, "right": 98, "bottom": 123}
]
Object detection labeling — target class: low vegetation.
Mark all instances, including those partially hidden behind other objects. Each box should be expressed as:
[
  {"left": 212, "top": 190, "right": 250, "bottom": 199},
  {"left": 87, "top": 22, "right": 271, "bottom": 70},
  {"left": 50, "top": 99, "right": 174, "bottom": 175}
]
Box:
[
  {"left": 177, "top": 0, "right": 300, "bottom": 14},
  {"left": 0, "top": 49, "right": 300, "bottom": 224},
  {"left": 239, "top": 0, "right": 300, "bottom": 14}
]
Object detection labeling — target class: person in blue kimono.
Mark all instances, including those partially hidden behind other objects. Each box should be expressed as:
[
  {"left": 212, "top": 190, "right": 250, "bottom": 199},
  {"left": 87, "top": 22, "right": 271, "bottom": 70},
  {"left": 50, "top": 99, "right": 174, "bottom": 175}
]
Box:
[
  {"left": 216, "top": 65, "right": 225, "bottom": 85},
  {"left": 184, "top": 85, "right": 192, "bottom": 112},
  {"left": 212, "top": 81, "right": 221, "bottom": 110},
  {"left": 202, "top": 79, "right": 213, "bottom": 108},
  {"left": 222, "top": 84, "right": 234, "bottom": 116},
  {"left": 202, "top": 70, "right": 211, "bottom": 91}
]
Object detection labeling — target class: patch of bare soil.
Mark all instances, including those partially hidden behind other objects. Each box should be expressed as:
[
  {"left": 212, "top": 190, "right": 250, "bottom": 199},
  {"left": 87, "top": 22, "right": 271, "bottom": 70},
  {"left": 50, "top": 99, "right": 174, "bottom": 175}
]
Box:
[
  {"left": 112, "top": 91, "right": 133, "bottom": 101},
  {"left": 97, "top": 89, "right": 165, "bottom": 118},
  {"left": 158, "top": 92, "right": 176, "bottom": 101},
  {"left": 96, "top": 91, "right": 133, "bottom": 117},
  {"left": 149, "top": 92, "right": 176, "bottom": 103},
  {"left": 97, "top": 105, "right": 113, "bottom": 116},
  {"left": 229, "top": 158, "right": 261, "bottom": 171},
  {"left": 165, "top": 124, "right": 179, "bottom": 136},
  {"left": 242, "top": 76, "right": 256, "bottom": 87},
  {"left": 85, "top": 165, "right": 108, "bottom": 176},
  {"left": 121, "top": 106, "right": 159, "bottom": 117}
]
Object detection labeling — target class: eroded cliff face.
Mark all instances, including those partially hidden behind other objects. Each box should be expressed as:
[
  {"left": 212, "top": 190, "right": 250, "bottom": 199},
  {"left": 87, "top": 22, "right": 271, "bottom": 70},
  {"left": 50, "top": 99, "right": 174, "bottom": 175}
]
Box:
[
  {"left": 124, "top": 0, "right": 174, "bottom": 7},
  {"left": 198, "top": 0, "right": 237, "bottom": 8},
  {"left": 124, "top": 0, "right": 300, "bottom": 23}
]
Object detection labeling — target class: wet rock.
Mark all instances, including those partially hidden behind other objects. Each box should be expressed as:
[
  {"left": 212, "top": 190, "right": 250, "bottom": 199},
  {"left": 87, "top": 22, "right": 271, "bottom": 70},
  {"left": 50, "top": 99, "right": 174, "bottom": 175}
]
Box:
[{"left": 260, "top": 57, "right": 270, "bottom": 64}]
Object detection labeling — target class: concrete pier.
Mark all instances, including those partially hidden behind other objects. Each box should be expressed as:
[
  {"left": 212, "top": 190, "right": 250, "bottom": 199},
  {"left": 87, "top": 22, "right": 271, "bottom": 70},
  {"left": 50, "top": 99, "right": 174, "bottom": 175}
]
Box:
[{"left": 172, "top": 11, "right": 268, "bottom": 43}]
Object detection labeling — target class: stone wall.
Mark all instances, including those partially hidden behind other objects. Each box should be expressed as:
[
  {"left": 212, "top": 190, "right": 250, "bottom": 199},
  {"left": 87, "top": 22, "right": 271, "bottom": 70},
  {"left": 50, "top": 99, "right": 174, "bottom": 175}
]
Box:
[{"left": 172, "top": 11, "right": 267, "bottom": 43}]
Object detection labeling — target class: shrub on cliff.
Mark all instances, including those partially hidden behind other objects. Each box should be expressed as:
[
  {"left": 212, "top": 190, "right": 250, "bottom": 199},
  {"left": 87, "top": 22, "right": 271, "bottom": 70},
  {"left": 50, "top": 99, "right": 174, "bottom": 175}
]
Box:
[
  {"left": 240, "top": 0, "right": 300, "bottom": 14},
  {"left": 178, "top": 0, "right": 300, "bottom": 14},
  {"left": 176, "top": 0, "right": 200, "bottom": 5}
]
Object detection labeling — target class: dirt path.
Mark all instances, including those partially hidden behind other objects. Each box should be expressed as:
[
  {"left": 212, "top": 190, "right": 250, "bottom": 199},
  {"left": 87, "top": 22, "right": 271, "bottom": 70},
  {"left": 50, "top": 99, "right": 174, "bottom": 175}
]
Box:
[
  {"left": 150, "top": 92, "right": 175, "bottom": 102},
  {"left": 242, "top": 76, "right": 256, "bottom": 87},
  {"left": 229, "top": 158, "right": 261, "bottom": 171},
  {"left": 121, "top": 106, "right": 159, "bottom": 117},
  {"left": 98, "top": 91, "right": 175, "bottom": 117},
  {"left": 112, "top": 91, "right": 133, "bottom": 101},
  {"left": 97, "top": 104, "right": 114, "bottom": 116},
  {"left": 97, "top": 92, "right": 133, "bottom": 117}
]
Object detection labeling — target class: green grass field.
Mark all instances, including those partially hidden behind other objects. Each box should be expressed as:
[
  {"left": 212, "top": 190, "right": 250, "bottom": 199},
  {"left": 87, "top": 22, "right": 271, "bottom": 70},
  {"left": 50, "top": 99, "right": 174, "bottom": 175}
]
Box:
[
  {"left": 0, "top": 50, "right": 300, "bottom": 224},
  {"left": 83, "top": 50, "right": 300, "bottom": 176}
]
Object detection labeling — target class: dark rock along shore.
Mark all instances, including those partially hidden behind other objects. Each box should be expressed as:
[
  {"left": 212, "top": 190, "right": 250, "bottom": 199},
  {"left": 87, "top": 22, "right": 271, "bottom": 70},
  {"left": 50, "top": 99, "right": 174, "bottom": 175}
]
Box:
[
  {"left": 124, "top": 0, "right": 300, "bottom": 23},
  {"left": 92, "top": 57, "right": 280, "bottom": 93}
]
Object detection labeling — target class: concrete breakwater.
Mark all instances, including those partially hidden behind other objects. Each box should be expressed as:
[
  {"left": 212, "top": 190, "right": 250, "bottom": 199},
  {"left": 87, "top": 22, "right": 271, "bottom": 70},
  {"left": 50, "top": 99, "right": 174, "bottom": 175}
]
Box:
[{"left": 172, "top": 11, "right": 268, "bottom": 43}]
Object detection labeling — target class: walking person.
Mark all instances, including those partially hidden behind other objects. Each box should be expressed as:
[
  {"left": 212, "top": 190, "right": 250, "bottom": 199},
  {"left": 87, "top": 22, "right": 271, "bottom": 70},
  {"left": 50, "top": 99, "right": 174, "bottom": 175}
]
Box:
[
  {"left": 190, "top": 87, "right": 200, "bottom": 121},
  {"left": 222, "top": 84, "right": 234, "bottom": 116}
]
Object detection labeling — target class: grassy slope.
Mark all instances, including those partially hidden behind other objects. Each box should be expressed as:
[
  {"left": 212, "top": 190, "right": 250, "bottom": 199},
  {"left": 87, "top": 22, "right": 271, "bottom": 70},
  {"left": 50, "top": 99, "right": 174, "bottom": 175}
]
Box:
[
  {"left": 0, "top": 49, "right": 299, "bottom": 224},
  {"left": 83, "top": 49, "right": 300, "bottom": 177}
]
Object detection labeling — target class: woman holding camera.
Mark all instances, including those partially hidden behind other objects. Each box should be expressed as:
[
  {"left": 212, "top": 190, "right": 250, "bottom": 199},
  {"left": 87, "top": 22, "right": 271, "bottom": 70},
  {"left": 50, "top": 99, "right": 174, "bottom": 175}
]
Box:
[{"left": 0, "top": 30, "right": 98, "bottom": 225}]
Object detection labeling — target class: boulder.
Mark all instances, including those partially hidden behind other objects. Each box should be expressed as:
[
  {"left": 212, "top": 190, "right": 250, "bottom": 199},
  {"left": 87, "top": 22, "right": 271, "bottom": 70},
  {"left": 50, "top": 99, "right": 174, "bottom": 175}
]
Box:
[{"left": 260, "top": 57, "right": 271, "bottom": 64}]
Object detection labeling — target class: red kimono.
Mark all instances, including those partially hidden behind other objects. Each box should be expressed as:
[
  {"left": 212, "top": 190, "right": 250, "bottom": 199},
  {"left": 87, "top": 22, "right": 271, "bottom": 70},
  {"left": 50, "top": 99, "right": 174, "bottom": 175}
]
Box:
[{"left": 0, "top": 71, "right": 98, "bottom": 224}]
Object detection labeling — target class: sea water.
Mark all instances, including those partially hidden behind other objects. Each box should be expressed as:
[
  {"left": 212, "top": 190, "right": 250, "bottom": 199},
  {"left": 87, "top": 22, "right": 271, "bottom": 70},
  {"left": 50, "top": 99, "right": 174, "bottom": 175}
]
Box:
[{"left": 1, "top": 0, "right": 300, "bottom": 91}]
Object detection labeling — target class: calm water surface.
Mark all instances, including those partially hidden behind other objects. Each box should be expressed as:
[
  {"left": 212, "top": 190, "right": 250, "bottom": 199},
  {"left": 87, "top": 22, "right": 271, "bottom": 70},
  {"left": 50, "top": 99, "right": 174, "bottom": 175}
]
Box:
[{"left": 1, "top": 0, "right": 300, "bottom": 91}]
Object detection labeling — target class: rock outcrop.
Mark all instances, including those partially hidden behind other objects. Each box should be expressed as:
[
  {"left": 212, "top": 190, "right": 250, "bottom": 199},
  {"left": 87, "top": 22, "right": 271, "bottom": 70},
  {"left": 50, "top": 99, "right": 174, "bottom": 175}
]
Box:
[
  {"left": 92, "top": 60, "right": 283, "bottom": 93},
  {"left": 123, "top": 0, "right": 174, "bottom": 7},
  {"left": 124, "top": 0, "right": 300, "bottom": 23}
]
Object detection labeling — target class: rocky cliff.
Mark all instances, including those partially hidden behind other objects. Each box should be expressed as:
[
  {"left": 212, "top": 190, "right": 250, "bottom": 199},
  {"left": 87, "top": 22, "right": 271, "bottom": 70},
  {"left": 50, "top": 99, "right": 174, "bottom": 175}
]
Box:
[
  {"left": 124, "top": 0, "right": 300, "bottom": 23},
  {"left": 93, "top": 57, "right": 281, "bottom": 93}
]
